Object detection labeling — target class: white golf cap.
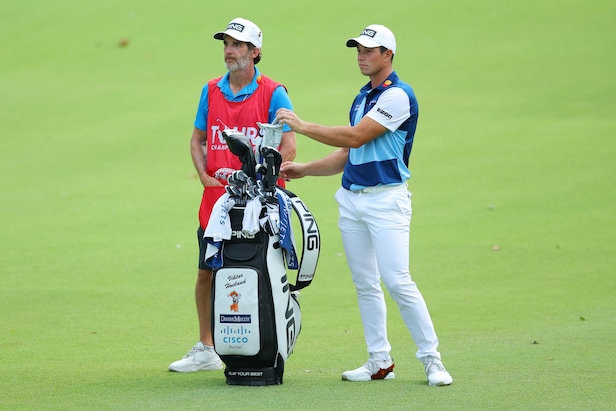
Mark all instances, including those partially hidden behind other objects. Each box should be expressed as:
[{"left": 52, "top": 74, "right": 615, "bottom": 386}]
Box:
[
  {"left": 346, "top": 24, "right": 396, "bottom": 54},
  {"left": 213, "top": 17, "right": 262, "bottom": 48}
]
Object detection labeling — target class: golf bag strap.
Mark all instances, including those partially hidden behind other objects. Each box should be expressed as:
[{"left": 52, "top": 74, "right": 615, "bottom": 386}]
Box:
[{"left": 276, "top": 187, "right": 320, "bottom": 290}]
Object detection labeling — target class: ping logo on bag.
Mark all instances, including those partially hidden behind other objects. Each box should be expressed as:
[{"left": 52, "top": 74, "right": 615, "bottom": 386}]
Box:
[{"left": 232, "top": 230, "right": 256, "bottom": 239}]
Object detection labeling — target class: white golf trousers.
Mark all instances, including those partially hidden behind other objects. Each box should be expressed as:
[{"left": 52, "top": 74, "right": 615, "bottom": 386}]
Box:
[{"left": 334, "top": 185, "right": 441, "bottom": 361}]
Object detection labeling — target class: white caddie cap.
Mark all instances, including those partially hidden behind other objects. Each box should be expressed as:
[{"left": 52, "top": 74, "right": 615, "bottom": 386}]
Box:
[
  {"left": 346, "top": 24, "right": 396, "bottom": 54},
  {"left": 213, "top": 17, "right": 263, "bottom": 48}
]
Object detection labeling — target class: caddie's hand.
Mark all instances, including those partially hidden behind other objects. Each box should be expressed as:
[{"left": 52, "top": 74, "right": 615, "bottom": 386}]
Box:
[
  {"left": 201, "top": 173, "right": 224, "bottom": 187},
  {"left": 213, "top": 167, "right": 238, "bottom": 184},
  {"left": 275, "top": 108, "right": 304, "bottom": 134}
]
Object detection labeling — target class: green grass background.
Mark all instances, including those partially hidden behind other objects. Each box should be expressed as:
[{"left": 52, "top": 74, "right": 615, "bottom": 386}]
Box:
[{"left": 1, "top": 0, "right": 614, "bottom": 409}]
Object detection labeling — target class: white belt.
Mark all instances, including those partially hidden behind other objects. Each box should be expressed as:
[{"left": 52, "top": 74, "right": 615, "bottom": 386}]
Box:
[{"left": 350, "top": 183, "right": 407, "bottom": 194}]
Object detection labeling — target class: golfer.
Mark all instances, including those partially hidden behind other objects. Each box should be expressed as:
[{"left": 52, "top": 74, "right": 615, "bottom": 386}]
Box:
[{"left": 276, "top": 24, "right": 452, "bottom": 386}]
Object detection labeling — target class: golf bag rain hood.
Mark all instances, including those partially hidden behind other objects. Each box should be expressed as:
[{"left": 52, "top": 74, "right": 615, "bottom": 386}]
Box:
[{"left": 204, "top": 127, "right": 319, "bottom": 385}]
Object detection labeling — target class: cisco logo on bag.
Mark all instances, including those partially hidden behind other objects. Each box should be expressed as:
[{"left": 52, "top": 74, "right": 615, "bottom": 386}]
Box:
[{"left": 219, "top": 324, "right": 251, "bottom": 344}]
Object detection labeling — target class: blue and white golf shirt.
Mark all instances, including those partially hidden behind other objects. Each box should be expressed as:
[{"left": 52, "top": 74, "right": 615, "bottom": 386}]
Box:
[{"left": 342, "top": 71, "right": 418, "bottom": 191}]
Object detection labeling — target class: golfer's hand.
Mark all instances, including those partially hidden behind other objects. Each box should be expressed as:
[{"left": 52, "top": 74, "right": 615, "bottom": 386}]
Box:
[
  {"left": 275, "top": 108, "right": 304, "bottom": 134},
  {"left": 280, "top": 161, "right": 306, "bottom": 181}
]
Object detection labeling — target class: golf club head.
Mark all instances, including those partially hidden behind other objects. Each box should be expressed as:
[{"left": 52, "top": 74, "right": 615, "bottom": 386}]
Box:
[
  {"left": 225, "top": 185, "right": 243, "bottom": 198},
  {"left": 256, "top": 121, "right": 283, "bottom": 150},
  {"left": 260, "top": 146, "right": 282, "bottom": 191},
  {"left": 227, "top": 170, "right": 250, "bottom": 187},
  {"left": 222, "top": 129, "right": 257, "bottom": 178}
]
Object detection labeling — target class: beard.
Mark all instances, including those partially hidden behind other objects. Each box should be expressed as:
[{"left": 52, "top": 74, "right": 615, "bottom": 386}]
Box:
[{"left": 225, "top": 54, "right": 252, "bottom": 72}]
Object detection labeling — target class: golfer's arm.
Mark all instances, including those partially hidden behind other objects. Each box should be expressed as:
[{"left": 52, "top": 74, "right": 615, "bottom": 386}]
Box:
[
  {"left": 300, "top": 117, "right": 385, "bottom": 148},
  {"left": 304, "top": 148, "right": 348, "bottom": 176}
]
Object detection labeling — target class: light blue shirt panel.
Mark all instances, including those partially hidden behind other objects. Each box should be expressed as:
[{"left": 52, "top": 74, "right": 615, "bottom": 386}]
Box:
[{"left": 347, "top": 96, "right": 411, "bottom": 189}]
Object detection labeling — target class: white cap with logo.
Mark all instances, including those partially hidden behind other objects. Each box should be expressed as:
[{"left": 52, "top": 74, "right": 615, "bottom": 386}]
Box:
[
  {"left": 346, "top": 24, "right": 396, "bottom": 54},
  {"left": 213, "top": 17, "right": 263, "bottom": 48}
]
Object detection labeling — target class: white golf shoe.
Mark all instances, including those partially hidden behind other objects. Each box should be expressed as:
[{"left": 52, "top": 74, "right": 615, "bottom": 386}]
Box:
[
  {"left": 422, "top": 356, "right": 453, "bottom": 386},
  {"left": 342, "top": 358, "right": 395, "bottom": 381},
  {"left": 168, "top": 341, "right": 223, "bottom": 372}
]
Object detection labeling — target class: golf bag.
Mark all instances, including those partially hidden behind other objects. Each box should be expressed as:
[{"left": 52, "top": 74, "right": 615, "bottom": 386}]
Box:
[{"left": 204, "top": 126, "right": 320, "bottom": 385}]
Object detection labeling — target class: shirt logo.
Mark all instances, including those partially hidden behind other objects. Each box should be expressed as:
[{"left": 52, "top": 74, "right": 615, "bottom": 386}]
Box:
[
  {"left": 361, "top": 29, "right": 377, "bottom": 38},
  {"left": 227, "top": 22, "right": 245, "bottom": 33},
  {"left": 377, "top": 107, "right": 392, "bottom": 119}
]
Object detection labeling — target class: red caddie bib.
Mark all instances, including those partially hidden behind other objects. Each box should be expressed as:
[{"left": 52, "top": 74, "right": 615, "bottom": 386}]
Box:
[{"left": 198, "top": 74, "right": 286, "bottom": 229}]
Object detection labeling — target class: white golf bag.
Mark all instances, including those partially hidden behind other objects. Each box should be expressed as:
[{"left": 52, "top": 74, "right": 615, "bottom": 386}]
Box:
[{"left": 204, "top": 127, "right": 319, "bottom": 385}]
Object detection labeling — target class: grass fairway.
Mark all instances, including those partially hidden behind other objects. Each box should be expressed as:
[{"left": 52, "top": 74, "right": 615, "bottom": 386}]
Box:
[{"left": 1, "top": 0, "right": 614, "bottom": 410}]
